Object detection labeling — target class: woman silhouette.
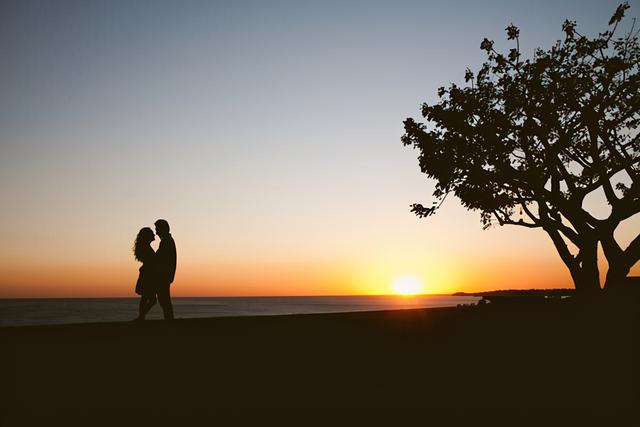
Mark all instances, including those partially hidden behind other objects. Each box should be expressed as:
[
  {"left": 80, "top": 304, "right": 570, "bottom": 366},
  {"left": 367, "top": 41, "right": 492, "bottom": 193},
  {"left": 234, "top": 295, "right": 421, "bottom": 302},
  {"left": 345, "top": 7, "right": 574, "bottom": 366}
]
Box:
[{"left": 133, "top": 227, "right": 158, "bottom": 321}]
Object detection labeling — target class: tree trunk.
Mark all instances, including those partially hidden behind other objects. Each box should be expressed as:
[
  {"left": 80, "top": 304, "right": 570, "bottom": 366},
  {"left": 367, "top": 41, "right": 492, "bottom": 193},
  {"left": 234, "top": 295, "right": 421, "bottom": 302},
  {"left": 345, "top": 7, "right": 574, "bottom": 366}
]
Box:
[
  {"left": 600, "top": 230, "right": 635, "bottom": 291},
  {"left": 545, "top": 227, "right": 601, "bottom": 293},
  {"left": 603, "top": 260, "right": 631, "bottom": 290},
  {"left": 571, "top": 270, "right": 601, "bottom": 293},
  {"left": 568, "top": 241, "right": 601, "bottom": 294}
]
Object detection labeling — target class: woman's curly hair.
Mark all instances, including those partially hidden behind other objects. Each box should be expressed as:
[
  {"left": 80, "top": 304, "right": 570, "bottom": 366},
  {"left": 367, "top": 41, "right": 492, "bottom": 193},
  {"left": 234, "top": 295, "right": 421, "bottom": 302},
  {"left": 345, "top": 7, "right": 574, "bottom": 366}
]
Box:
[{"left": 133, "top": 227, "right": 154, "bottom": 262}]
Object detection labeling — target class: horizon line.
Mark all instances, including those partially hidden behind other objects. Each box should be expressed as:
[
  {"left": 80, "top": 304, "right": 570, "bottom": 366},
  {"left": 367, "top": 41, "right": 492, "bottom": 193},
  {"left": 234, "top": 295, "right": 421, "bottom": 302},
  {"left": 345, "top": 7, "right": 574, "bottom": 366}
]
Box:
[{"left": 0, "top": 288, "right": 575, "bottom": 300}]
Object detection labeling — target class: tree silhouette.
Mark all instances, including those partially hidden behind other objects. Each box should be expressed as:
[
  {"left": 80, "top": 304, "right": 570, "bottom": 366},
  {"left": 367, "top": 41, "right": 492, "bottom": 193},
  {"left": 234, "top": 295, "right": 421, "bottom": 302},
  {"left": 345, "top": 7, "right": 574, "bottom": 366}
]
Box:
[{"left": 402, "top": 3, "right": 640, "bottom": 292}]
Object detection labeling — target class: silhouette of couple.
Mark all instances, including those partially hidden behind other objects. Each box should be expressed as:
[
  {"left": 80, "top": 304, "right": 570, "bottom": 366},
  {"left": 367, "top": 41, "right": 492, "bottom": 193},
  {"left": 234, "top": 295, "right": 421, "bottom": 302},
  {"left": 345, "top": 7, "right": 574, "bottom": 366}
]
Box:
[{"left": 133, "top": 219, "right": 177, "bottom": 321}]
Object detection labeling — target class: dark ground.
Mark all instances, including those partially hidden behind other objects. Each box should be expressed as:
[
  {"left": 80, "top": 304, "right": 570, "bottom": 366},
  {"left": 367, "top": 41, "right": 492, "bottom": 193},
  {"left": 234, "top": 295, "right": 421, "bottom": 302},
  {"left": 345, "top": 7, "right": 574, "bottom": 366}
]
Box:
[{"left": 1, "top": 295, "right": 638, "bottom": 420}]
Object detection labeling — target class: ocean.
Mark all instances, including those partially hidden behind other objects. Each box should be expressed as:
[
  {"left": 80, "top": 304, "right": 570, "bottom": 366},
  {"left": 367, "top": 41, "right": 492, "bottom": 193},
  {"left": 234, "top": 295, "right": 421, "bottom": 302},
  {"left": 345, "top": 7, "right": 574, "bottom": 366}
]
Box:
[{"left": 0, "top": 295, "right": 480, "bottom": 327}]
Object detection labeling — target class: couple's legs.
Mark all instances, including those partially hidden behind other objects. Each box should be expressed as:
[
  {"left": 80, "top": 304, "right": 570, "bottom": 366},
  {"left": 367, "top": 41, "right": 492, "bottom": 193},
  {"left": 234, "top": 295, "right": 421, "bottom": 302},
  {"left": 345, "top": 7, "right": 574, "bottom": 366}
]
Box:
[
  {"left": 136, "top": 285, "right": 173, "bottom": 321},
  {"left": 137, "top": 294, "right": 157, "bottom": 320},
  {"left": 157, "top": 284, "right": 174, "bottom": 320}
]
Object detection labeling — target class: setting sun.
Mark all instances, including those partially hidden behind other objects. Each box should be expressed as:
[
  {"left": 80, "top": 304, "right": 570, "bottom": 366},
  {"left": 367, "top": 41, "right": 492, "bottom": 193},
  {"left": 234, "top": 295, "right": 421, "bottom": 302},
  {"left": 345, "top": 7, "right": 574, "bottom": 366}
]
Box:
[{"left": 392, "top": 276, "right": 424, "bottom": 296}]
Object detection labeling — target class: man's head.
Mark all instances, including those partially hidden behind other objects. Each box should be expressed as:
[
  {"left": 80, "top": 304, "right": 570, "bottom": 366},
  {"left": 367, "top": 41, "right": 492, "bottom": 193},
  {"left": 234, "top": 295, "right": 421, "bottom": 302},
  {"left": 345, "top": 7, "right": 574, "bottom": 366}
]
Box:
[{"left": 154, "top": 219, "right": 170, "bottom": 237}]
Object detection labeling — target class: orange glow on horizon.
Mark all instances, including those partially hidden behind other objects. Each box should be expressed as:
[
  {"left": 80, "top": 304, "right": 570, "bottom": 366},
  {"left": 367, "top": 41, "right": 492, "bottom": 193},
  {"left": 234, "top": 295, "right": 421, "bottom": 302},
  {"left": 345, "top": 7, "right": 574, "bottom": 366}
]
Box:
[
  {"left": 1, "top": 236, "right": 637, "bottom": 298},
  {"left": 0, "top": 253, "right": 621, "bottom": 298}
]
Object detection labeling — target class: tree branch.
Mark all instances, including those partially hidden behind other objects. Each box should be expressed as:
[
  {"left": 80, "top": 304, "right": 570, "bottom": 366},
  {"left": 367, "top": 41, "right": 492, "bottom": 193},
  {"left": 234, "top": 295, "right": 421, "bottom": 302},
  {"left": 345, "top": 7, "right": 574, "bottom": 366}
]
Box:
[
  {"left": 544, "top": 226, "right": 579, "bottom": 271},
  {"left": 623, "top": 232, "right": 640, "bottom": 269},
  {"left": 492, "top": 209, "right": 542, "bottom": 228}
]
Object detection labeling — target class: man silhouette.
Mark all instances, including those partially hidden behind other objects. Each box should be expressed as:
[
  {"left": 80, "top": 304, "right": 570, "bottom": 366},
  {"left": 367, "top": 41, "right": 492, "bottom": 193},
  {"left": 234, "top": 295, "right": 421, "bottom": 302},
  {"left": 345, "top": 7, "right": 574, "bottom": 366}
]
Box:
[{"left": 154, "top": 219, "right": 177, "bottom": 320}]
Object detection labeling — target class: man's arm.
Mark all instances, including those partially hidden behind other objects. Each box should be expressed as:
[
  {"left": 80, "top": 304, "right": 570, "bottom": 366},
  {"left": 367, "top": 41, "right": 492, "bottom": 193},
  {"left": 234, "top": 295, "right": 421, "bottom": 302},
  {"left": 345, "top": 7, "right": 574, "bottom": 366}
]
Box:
[{"left": 168, "top": 238, "right": 177, "bottom": 283}]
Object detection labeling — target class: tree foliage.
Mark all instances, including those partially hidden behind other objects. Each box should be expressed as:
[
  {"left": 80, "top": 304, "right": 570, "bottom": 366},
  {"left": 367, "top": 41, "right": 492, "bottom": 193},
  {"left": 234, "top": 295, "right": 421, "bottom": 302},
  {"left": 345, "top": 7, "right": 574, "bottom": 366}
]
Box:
[{"left": 402, "top": 3, "right": 640, "bottom": 291}]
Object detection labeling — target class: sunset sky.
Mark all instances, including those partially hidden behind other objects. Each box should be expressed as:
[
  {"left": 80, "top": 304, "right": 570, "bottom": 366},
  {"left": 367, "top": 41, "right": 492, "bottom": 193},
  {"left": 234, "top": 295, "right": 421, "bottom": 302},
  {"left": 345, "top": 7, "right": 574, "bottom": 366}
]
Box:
[{"left": 1, "top": 0, "right": 638, "bottom": 297}]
